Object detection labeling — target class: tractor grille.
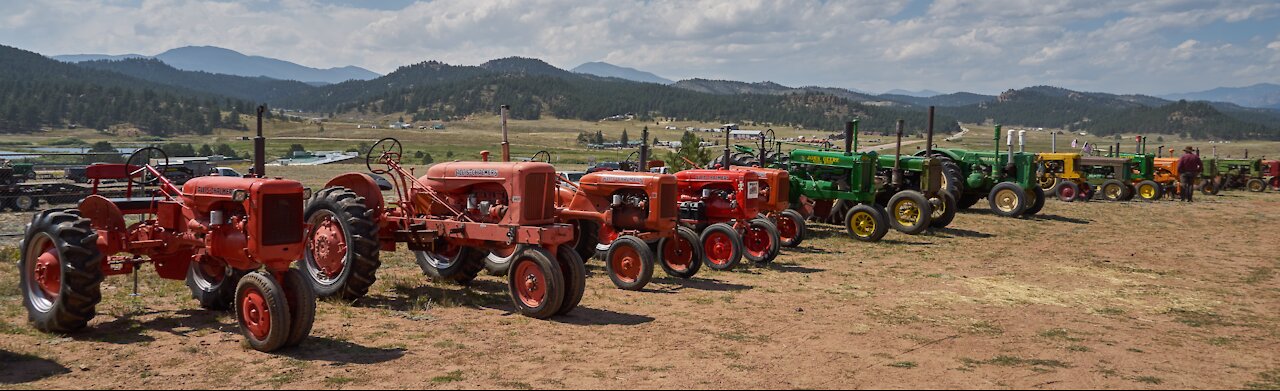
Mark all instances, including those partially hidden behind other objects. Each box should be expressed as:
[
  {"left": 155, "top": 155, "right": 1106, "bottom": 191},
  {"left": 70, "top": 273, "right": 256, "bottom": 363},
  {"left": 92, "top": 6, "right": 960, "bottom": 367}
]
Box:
[
  {"left": 260, "top": 193, "right": 304, "bottom": 246},
  {"left": 522, "top": 173, "right": 552, "bottom": 221},
  {"left": 659, "top": 183, "right": 677, "bottom": 218}
]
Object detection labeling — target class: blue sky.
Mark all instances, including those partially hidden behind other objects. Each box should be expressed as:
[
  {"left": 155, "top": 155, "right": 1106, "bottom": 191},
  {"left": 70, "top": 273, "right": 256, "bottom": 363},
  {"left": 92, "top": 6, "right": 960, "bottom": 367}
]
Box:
[{"left": 0, "top": 0, "right": 1277, "bottom": 95}]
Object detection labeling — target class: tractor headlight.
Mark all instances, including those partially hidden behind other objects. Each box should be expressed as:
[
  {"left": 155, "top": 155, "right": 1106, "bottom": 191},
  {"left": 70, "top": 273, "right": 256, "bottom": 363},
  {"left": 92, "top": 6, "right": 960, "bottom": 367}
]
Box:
[
  {"left": 231, "top": 190, "right": 249, "bottom": 202},
  {"left": 302, "top": 188, "right": 313, "bottom": 200}
]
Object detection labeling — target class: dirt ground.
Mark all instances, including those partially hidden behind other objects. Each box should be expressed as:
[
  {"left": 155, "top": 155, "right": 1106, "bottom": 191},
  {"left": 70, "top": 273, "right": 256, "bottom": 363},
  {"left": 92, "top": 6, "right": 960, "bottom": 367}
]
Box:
[{"left": 1, "top": 168, "right": 1279, "bottom": 389}]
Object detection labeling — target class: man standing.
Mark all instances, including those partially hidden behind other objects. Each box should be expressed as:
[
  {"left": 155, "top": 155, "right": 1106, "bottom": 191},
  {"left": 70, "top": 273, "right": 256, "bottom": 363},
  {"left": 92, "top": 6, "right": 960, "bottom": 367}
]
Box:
[{"left": 1177, "top": 146, "right": 1203, "bottom": 202}]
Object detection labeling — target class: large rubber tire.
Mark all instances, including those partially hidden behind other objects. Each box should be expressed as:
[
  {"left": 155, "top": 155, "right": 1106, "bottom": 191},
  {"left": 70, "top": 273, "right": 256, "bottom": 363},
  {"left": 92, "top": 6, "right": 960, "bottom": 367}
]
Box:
[
  {"left": 658, "top": 226, "right": 702, "bottom": 279},
  {"left": 484, "top": 244, "right": 522, "bottom": 276},
  {"left": 604, "top": 236, "right": 655, "bottom": 291},
  {"left": 301, "top": 187, "right": 381, "bottom": 300},
  {"left": 775, "top": 209, "right": 807, "bottom": 248},
  {"left": 235, "top": 272, "right": 292, "bottom": 352},
  {"left": 929, "top": 191, "right": 958, "bottom": 228},
  {"left": 845, "top": 204, "right": 889, "bottom": 242},
  {"left": 1054, "top": 181, "right": 1080, "bottom": 202},
  {"left": 554, "top": 245, "right": 586, "bottom": 316},
  {"left": 825, "top": 199, "right": 854, "bottom": 225},
  {"left": 887, "top": 191, "right": 932, "bottom": 235},
  {"left": 1247, "top": 178, "right": 1267, "bottom": 192},
  {"left": 1135, "top": 180, "right": 1163, "bottom": 201},
  {"left": 282, "top": 268, "right": 316, "bottom": 348},
  {"left": 415, "top": 240, "right": 486, "bottom": 285},
  {"left": 935, "top": 157, "right": 965, "bottom": 198},
  {"left": 507, "top": 246, "right": 567, "bottom": 319},
  {"left": 957, "top": 194, "right": 981, "bottom": 210},
  {"left": 13, "top": 195, "right": 37, "bottom": 211},
  {"left": 186, "top": 259, "right": 248, "bottom": 310},
  {"left": 700, "top": 223, "right": 744, "bottom": 271},
  {"left": 1100, "top": 180, "right": 1131, "bottom": 201},
  {"left": 989, "top": 182, "right": 1028, "bottom": 218},
  {"left": 1023, "top": 186, "right": 1046, "bottom": 216},
  {"left": 1201, "top": 179, "right": 1220, "bottom": 195},
  {"left": 570, "top": 220, "right": 599, "bottom": 262},
  {"left": 19, "top": 210, "right": 103, "bottom": 334},
  {"left": 744, "top": 218, "right": 781, "bottom": 266}
]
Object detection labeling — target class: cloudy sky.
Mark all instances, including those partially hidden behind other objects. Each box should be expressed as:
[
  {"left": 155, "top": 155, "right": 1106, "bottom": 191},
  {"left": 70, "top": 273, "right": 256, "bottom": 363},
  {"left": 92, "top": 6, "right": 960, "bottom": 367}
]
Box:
[{"left": 2, "top": 0, "right": 1278, "bottom": 95}]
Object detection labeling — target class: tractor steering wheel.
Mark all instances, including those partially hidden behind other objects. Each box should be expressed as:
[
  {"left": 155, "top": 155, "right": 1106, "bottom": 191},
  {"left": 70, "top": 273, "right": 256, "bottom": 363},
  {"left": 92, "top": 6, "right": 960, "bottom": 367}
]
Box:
[
  {"left": 125, "top": 147, "right": 169, "bottom": 187},
  {"left": 366, "top": 138, "right": 403, "bottom": 175},
  {"left": 530, "top": 150, "right": 552, "bottom": 163},
  {"left": 622, "top": 150, "right": 640, "bottom": 172}
]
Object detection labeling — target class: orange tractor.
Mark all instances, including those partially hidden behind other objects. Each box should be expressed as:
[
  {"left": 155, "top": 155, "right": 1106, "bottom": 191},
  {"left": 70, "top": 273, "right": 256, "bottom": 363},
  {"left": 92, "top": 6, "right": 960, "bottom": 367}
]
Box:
[
  {"left": 19, "top": 109, "right": 316, "bottom": 352},
  {"left": 674, "top": 132, "right": 782, "bottom": 271},
  {"left": 1152, "top": 156, "right": 1221, "bottom": 197},
  {"left": 301, "top": 135, "right": 584, "bottom": 319}
]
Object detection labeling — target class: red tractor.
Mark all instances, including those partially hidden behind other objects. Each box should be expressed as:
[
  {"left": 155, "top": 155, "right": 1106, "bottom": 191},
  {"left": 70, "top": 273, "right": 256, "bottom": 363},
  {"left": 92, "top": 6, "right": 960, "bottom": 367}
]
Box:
[
  {"left": 19, "top": 144, "right": 316, "bottom": 352},
  {"left": 675, "top": 163, "right": 780, "bottom": 271},
  {"left": 729, "top": 165, "right": 805, "bottom": 249},
  {"left": 300, "top": 138, "right": 584, "bottom": 319},
  {"left": 1264, "top": 160, "right": 1280, "bottom": 191}
]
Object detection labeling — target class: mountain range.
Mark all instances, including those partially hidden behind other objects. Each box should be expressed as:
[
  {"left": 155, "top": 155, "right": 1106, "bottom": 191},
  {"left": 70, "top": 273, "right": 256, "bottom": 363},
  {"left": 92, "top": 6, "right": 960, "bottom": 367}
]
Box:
[
  {"left": 54, "top": 46, "right": 381, "bottom": 85},
  {"left": 571, "top": 62, "right": 673, "bottom": 84},
  {"left": 1162, "top": 83, "right": 1280, "bottom": 110}
]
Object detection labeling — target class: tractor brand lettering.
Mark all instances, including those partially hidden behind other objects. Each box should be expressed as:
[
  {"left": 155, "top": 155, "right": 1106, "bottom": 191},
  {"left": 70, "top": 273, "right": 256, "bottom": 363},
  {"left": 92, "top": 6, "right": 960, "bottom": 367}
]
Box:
[
  {"left": 196, "top": 187, "right": 236, "bottom": 196},
  {"left": 694, "top": 175, "right": 731, "bottom": 181},
  {"left": 600, "top": 175, "right": 644, "bottom": 184},
  {"left": 454, "top": 169, "right": 499, "bottom": 177},
  {"left": 803, "top": 156, "right": 842, "bottom": 165}
]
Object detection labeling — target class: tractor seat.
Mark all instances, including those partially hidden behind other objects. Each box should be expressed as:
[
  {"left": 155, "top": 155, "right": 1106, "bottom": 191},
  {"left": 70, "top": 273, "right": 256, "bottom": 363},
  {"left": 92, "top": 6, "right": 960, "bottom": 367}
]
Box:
[{"left": 101, "top": 197, "right": 159, "bottom": 213}]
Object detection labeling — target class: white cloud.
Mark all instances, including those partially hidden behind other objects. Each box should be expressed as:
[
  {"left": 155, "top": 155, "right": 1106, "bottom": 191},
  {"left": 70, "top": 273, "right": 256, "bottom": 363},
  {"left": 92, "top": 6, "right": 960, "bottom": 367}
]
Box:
[{"left": 0, "top": 0, "right": 1276, "bottom": 95}]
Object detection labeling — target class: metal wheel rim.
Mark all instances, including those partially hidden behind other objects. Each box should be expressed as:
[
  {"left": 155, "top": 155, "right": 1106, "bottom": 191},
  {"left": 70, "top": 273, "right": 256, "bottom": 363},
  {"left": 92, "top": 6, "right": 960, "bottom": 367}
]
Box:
[
  {"left": 24, "top": 233, "right": 60, "bottom": 313},
  {"left": 744, "top": 226, "right": 771, "bottom": 258},
  {"left": 609, "top": 244, "right": 642, "bottom": 283},
  {"left": 849, "top": 211, "right": 876, "bottom": 237},
  {"left": 513, "top": 258, "right": 546, "bottom": 308},
  {"left": 304, "top": 210, "right": 348, "bottom": 285},
  {"left": 662, "top": 235, "right": 695, "bottom": 272},
  {"left": 240, "top": 286, "right": 272, "bottom": 340},
  {"left": 1105, "top": 184, "right": 1121, "bottom": 199},
  {"left": 1140, "top": 185, "right": 1156, "bottom": 199},
  {"left": 776, "top": 216, "right": 798, "bottom": 242},
  {"left": 703, "top": 231, "right": 735, "bottom": 266},
  {"left": 995, "top": 189, "right": 1019, "bottom": 212},
  {"left": 892, "top": 199, "right": 921, "bottom": 225}
]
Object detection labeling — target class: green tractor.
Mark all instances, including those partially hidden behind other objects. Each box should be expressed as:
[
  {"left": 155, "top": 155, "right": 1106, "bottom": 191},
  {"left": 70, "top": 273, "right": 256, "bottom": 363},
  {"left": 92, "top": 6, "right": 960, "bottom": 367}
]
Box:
[
  {"left": 916, "top": 125, "right": 1046, "bottom": 218},
  {"left": 1215, "top": 158, "right": 1267, "bottom": 192}
]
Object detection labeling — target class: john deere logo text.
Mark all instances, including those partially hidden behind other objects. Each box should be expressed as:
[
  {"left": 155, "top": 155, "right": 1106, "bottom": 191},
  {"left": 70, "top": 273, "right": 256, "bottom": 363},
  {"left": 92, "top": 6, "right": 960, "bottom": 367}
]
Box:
[
  {"left": 803, "top": 156, "right": 842, "bottom": 165},
  {"left": 600, "top": 175, "right": 644, "bottom": 184},
  {"left": 454, "top": 169, "right": 499, "bottom": 177}
]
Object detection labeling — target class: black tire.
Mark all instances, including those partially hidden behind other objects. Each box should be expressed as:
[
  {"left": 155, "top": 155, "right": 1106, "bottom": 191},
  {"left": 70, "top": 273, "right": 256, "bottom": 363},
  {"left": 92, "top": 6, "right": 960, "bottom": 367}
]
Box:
[
  {"left": 845, "top": 204, "right": 889, "bottom": 242},
  {"left": 301, "top": 187, "right": 381, "bottom": 300},
  {"left": 186, "top": 259, "right": 247, "bottom": 310},
  {"left": 235, "top": 272, "right": 292, "bottom": 352},
  {"left": 929, "top": 191, "right": 958, "bottom": 228},
  {"left": 19, "top": 210, "right": 103, "bottom": 333},
  {"left": 1024, "top": 186, "right": 1046, "bottom": 216},
  {"left": 570, "top": 220, "right": 599, "bottom": 262},
  {"left": 1135, "top": 180, "right": 1163, "bottom": 201},
  {"left": 13, "top": 195, "right": 37, "bottom": 211},
  {"left": 1247, "top": 178, "right": 1267, "bottom": 192},
  {"left": 934, "top": 156, "right": 965, "bottom": 197},
  {"left": 604, "top": 236, "right": 655, "bottom": 291},
  {"left": 658, "top": 226, "right": 702, "bottom": 279},
  {"left": 825, "top": 199, "right": 854, "bottom": 225},
  {"left": 282, "top": 268, "right": 316, "bottom": 348},
  {"left": 887, "top": 191, "right": 932, "bottom": 235},
  {"left": 988, "top": 182, "right": 1028, "bottom": 218},
  {"left": 1100, "top": 180, "right": 1130, "bottom": 201},
  {"left": 700, "top": 223, "right": 744, "bottom": 271},
  {"left": 484, "top": 244, "right": 523, "bottom": 276},
  {"left": 507, "top": 246, "right": 566, "bottom": 319},
  {"left": 554, "top": 245, "right": 586, "bottom": 316},
  {"left": 957, "top": 194, "right": 981, "bottom": 210},
  {"left": 415, "top": 240, "right": 486, "bottom": 285},
  {"left": 776, "top": 209, "right": 807, "bottom": 248},
  {"left": 1201, "top": 179, "right": 1220, "bottom": 195},
  {"left": 1054, "top": 181, "right": 1080, "bottom": 202},
  {"left": 744, "top": 218, "right": 781, "bottom": 266}
]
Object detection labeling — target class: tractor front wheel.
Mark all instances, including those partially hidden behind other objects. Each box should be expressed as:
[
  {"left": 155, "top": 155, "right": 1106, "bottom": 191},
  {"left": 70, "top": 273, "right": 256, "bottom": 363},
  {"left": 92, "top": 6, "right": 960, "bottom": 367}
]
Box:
[
  {"left": 1247, "top": 178, "right": 1267, "bottom": 192},
  {"left": 845, "top": 204, "right": 889, "bottom": 242},
  {"left": 281, "top": 268, "right": 316, "bottom": 348},
  {"left": 13, "top": 195, "right": 37, "bottom": 211},
  {"left": 887, "top": 191, "right": 933, "bottom": 235},
  {"left": 301, "top": 187, "right": 381, "bottom": 300},
  {"left": 658, "top": 226, "right": 702, "bottom": 279},
  {"left": 20, "top": 210, "right": 103, "bottom": 334},
  {"left": 1200, "top": 179, "right": 1219, "bottom": 195},
  {"left": 1023, "top": 186, "right": 1046, "bottom": 216},
  {"left": 744, "top": 218, "right": 781, "bottom": 265},
  {"left": 1055, "top": 181, "right": 1080, "bottom": 202},
  {"left": 989, "top": 183, "right": 1028, "bottom": 218},
  {"left": 605, "top": 236, "right": 655, "bottom": 291},
  {"left": 507, "top": 246, "right": 567, "bottom": 319},
  {"left": 1100, "top": 180, "right": 1131, "bottom": 201},
  {"left": 929, "top": 191, "right": 958, "bottom": 228},
  {"left": 1136, "top": 180, "right": 1163, "bottom": 201},
  {"left": 700, "top": 223, "right": 744, "bottom": 271},
  {"left": 776, "top": 209, "right": 807, "bottom": 248},
  {"left": 236, "top": 272, "right": 292, "bottom": 352},
  {"left": 554, "top": 245, "right": 586, "bottom": 316}
]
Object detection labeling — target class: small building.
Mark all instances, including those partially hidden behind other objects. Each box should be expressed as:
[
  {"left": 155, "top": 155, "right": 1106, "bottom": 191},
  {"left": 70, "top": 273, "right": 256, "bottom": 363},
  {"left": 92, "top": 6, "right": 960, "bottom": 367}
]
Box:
[{"left": 730, "top": 130, "right": 764, "bottom": 140}]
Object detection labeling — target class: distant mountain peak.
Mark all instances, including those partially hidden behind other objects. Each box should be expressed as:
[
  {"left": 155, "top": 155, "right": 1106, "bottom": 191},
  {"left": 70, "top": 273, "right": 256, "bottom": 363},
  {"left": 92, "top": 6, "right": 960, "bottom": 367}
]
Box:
[
  {"left": 571, "top": 62, "right": 673, "bottom": 84},
  {"left": 1162, "top": 83, "right": 1280, "bottom": 110},
  {"left": 54, "top": 45, "right": 381, "bottom": 85}
]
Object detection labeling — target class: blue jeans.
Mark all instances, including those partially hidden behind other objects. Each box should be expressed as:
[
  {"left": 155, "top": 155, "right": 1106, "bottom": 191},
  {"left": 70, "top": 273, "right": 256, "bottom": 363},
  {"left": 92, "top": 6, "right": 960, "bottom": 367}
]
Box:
[{"left": 1180, "top": 173, "right": 1196, "bottom": 202}]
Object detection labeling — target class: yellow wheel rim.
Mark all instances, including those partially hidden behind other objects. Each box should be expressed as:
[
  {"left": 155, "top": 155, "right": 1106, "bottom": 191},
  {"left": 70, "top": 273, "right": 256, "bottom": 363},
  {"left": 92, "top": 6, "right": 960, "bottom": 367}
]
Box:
[
  {"left": 849, "top": 211, "right": 875, "bottom": 237},
  {"left": 1250, "top": 181, "right": 1264, "bottom": 191},
  {"left": 1140, "top": 185, "right": 1156, "bottom": 199},
  {"left": 1105, "top": 184, "right": 1121, "bottom": 199},
  {"left": 931, "top": 197, "right": 947, "bottom": 219},
  {"left": 1038, "top": 176, "right": 1057, "bottom": 190},
  {"left": 892, "top": 199, "right": 921, "bottom": 225},
  {"left": 995, "top": 189, "right": 1019, "bottom": 212}
]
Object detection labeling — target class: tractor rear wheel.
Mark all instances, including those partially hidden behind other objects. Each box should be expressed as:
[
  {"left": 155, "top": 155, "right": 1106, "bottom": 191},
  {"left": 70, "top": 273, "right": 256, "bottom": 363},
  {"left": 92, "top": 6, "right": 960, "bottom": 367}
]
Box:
[
  {"left": 186, "top": 258, "right": 247, "bottom": 310},
  {"left": 569, "top": 220, "right": 599, "bottom": 262},
  {"left": 744, "top": 218, "right": 781, "bottom": 265},
  {"left": 929, "top": 191, "right": 958, "bottom": 228},
  {"left": 414, "top": 239, "right": 486, "bottom": 285},
  {"left": 1100, "top": 180, "right": 1130, "bottom": 201},
  {"left": 776, "top": 209, "right": 807, "bottom": 248},
  {"left": 301, "top": 187, "right": 381, "bottom": 300},
  {"left": 1200, "top": 179, "right": 1219, "bottom": 195},
  {"left": 236, "top": 272, "right": 291, "bottom": 352},
  {"left": 605, "top": 236, "right": 654, "bottom": 291},
  {"left": 20, "top": 210, "right": 103, "bottom": 334},
  {"left": 936, "top": 157, "right": 964, "bottom": 197},
  {"left": 13, "top": 195, "right": 37, "bottom": 211},
  {"left": 1055, "top": 181, "right": 1080, "bottom": 202},
  {"left": 825, "top": 200, "right": 854, "bottom": 225},
  {"left": 1247, "top": 178, "right": 1267, "bottom": 192},
  {"left": 1135, "top": 180, "right": 1162, "bottom": 201},
  {"left": 281, "top": 268, "right": 316, "bottom": 348},
  {"left": 1024, "top": 186, "right": 1046, "bottom": 216},
  {"left": 507, "top": 246, "right": 567, "bottom": 319},
  {"left": 845, "top": 204, "right": 889, "bottom": 242},
  {"left": 658, "top": 226, "right": 702, "bottom": 279},
  {"left": 700, "top": 223, "right": 744, "bottom": 271},
  {"left": 887, "top": 191, "right": 932, "bottom": 235},
  {"left": 554, "top": 245, "right": 586, "bottom": 316},
  {"left": 989, "top": 182, "right": 1028, "bottom": 218},
  {"left": 1038, "top": 176, "right": 1059, "bottom": 191},
  {"left": 957, "top": 194, "right": 981, "bottom": 210}
]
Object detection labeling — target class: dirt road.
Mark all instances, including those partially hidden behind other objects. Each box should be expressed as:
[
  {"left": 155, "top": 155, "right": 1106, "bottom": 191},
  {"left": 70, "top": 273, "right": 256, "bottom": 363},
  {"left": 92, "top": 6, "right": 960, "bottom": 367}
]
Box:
[{"left": 1, "top": 167, "right": 1277, "bottom": 389}]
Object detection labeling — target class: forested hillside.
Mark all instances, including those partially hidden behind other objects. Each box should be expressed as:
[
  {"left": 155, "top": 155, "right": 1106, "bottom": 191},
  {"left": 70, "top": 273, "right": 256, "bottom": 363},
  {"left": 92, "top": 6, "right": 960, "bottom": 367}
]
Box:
[{"left": 76, "top": 58, "right": 316, "bottom": 104}]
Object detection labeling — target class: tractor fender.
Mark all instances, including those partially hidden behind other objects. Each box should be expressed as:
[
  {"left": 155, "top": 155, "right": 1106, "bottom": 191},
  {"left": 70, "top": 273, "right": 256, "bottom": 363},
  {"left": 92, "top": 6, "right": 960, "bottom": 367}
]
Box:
[
  {"left": 79, "top": 195, "right": 127, "bottom": 256},
  {"left": 323, "top": 173, "right": 386, "bottom": 215}
]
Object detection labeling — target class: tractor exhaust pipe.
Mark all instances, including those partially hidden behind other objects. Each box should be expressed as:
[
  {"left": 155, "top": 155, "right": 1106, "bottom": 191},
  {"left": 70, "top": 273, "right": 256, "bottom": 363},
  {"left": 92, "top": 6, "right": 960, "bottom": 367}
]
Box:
[
  {"left": 722, "top": 126, "right": 732, "bottom": 170},
  {"left": 893, "top": 119, "right": 904, "bottom": 187},
  {"left": 1006, "top": 127, "right": 1015, "bottom": 165},
  {"left": 993, "top": 124, "right": 1002, "bottom": 157},
  {"left": 1051, "top": 132, "right": 1057, "bottom": 153},
  {"left": 254, "top": 105, "right": 266, "bottom": 178},
  {"left": 500, "top": 105, "right": 511, "bottom": 163},
  {"left": 844, "top": 120, "right": 857, "bottom": 156},
  {"left": 925, "top": 106, "right": 935, "bottom": 157},
  {"left": 639, "top": 126, "right": 650, "bottom": 172},
  {"left": 1019, "top": 130, "right": 1027, "bottom": 153}
]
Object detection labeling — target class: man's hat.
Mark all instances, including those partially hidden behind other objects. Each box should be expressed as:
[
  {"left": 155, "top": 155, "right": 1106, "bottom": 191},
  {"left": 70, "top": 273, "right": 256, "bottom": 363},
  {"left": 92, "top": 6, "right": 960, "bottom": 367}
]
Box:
[{"left": 1184, "top": 146, "right": 1195, "bottom": 153}]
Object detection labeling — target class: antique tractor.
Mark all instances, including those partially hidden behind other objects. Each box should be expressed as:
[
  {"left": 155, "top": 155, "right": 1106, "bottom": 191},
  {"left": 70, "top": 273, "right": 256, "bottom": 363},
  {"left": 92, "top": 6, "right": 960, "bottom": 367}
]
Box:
[
  {"left": 301, "top": 137, "right": 583, "bottom": 319},
  {"left": 1215, "top": 158, "right": 1267, "bottom": 192},
  {"left": 554, "top": 136, "right": 697, "bottom": 290},
  {"left": 1264, "top": 160, "right": 1280, "bottom": 190},
  {"left": 699, "top": 131, "right": 810, "bottom": 249},
  {"left": 1037, "top": 152, "right": 1139, "bottom": 202},
  {"left": 1152, "top": 156, "right": 1221, "bottom": 197},
  {"left": 674, "top": 167, "right": 779, "bottom": 271},
  {"left": 19, "top": 142, "right": 316, "bottom": 352},
  {"left": 919, "top": 125, "right": 1045, "bottom": 218}
]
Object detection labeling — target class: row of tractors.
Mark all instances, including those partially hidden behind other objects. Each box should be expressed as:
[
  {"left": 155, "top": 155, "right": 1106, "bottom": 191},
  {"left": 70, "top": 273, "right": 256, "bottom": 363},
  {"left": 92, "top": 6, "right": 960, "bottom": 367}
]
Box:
[{"left": 15, "top": 105, "right": 1274, "bottom": 354}]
